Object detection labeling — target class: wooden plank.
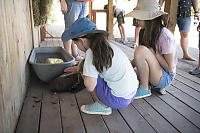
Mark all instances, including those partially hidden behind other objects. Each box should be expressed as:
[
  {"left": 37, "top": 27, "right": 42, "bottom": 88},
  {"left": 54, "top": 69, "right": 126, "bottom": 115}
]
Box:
[
  {"left": 58, "top": 40, "right": 64, "bottom": 48},
  {"left": 155, "top": 88, "right": 200, "bottom": 128},
  {"left": 175, "top": 74, "right": 200, "bottom": 92},
  {"left": 39, "top": 86, "right": 62, "bottom": 133},
  {"left": 171, "top": 79, "right": 200, "bottom": 101},
  {"left": 58, "top": 92, "right": 85, "bottom": 133},
  {"left": 15, "top": 76, "right": 43, "bottom": 133},
  {"left": 132, "top": 99, "right": 179, "bottom": 133},
  {"left": 166, "top": 83, "right": 200, "bottom": 113},
  {"left": 102, "top": 110, "right": 133, "bottom": 133},
  {"left": 145, "top": 94, "right": 200, "bottom": 133},
  {"left": 119, "top": 104, "right": 156, "bottom": 133},
  {"left": 75, "top": 90, "right": 109, "bottom": 133},
  {"left": 176, "top": 69, "right": 200, "bottom": 84}
]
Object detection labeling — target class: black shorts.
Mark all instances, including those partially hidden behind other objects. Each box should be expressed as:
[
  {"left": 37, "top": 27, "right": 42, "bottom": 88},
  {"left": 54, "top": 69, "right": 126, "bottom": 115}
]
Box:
[
  {"left": 133, "top": 18, "right": 140, "bottom": 27},
  {"left": 117, "top": 11, "right": 125, "bottom": 25}
]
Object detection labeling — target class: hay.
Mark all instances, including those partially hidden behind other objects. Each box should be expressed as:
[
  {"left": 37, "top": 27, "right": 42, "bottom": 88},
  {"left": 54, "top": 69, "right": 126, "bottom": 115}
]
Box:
[{"left": 32, "top": 0, "right": 53, "bottom": 26}]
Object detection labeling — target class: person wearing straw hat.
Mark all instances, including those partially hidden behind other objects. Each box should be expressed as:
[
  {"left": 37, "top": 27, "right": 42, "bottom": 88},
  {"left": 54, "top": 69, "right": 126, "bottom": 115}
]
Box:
[
  {"left": 127, "top": 0, "right": 178, "bottom": 99},
  {"left": 62, "top": 18, "right": 139, "bottom": 115}
]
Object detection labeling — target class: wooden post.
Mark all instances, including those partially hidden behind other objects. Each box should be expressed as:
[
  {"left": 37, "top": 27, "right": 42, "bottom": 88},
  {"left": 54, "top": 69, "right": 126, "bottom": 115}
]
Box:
[
  {"left": 164, "top": 0, "right": 178, "bottom": 33},
  {"left": 107, "top": 0, "right": 114, "bottom": 40},
  {"left": 88, "top": 2, "right": 93, "bottom": 20}
]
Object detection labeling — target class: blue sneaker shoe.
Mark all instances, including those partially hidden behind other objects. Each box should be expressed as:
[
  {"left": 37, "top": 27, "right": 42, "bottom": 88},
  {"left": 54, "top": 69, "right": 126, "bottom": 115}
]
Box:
[
  {"left": 80, "top": 101, "right": 112, "bottom": 115},
  {"left": 135, "top": 87, "right": 151, "bottom": 99},
  {"left": 119, "top": 41, "right": 126, "bottom": 45}
]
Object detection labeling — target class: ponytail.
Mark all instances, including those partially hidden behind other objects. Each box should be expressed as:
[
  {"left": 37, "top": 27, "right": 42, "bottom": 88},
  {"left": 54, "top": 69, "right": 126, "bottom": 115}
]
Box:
[{"left": 83, "top": 33, "right": 114, "bottom": 73}]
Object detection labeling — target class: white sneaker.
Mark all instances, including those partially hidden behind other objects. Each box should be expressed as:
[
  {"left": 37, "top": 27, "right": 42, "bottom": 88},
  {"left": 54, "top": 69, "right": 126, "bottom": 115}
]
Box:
[
  {"left": 189, "top": 68, "right": 200, "bottom": 75},
  {"left": 159, "top": 88, "right": 166, "bottom": 95},
  {"left": 151, "top": 86, "right": 166, "bottom": 95}
]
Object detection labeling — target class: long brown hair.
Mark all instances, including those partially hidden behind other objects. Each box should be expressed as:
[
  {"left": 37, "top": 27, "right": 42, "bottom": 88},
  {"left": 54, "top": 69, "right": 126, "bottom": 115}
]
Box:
[
  {"left": 139, "top": 16, "right": 164, "bottom": 51},
  {"left": 82, "top": 33, "right": 114, "bottom": 73}
]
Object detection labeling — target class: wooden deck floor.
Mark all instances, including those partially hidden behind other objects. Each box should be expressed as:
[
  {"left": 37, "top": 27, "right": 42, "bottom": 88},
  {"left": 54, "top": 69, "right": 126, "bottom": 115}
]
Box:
[{"left": 15, "top": 40, "right": 200, "bottom": 133}]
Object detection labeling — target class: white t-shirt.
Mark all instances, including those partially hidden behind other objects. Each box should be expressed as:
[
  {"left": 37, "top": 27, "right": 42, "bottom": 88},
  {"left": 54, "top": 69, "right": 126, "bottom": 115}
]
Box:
[
  {"left": 114, "top": 7, "right": 123, "bottom": 16},
  {"left": 83, "top": 42, "right": 139, "bottom": 98}
]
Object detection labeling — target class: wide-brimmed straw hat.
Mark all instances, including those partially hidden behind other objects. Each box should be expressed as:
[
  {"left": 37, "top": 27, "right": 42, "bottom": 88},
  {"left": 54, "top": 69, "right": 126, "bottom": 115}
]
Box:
[
  {"left": 126, "top": 0, "right": 169, "bottom": 26},
  {"left": 61, "top": 18, "right": 109, "bottom": 42}
]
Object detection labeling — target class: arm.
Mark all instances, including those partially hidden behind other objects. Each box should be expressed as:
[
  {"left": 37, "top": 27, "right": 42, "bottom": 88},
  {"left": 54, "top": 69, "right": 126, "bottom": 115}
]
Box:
[
  {"left": 61, "top": 0, "right": 68, "bottom": 14},
  {"left": 155, "top": 51, "right": 174, "bottom": 72},
  {"left": 64, "top": 66, "right": 97, "bottom": 92},
  {"left": 192, "top": 0, "right": 199, "bottom": 20}
]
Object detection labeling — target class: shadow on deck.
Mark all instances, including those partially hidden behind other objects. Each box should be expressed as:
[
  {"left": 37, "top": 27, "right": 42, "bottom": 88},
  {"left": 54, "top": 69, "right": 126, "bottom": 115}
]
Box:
[{"left": 15, "top": 40, "right": 200, "bottom": 133}]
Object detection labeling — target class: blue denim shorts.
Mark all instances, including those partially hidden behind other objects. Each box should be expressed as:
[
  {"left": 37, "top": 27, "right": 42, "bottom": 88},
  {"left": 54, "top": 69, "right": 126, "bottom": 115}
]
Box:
[
  {"left": 151, "top": 69, "right": 174, "bottom": 89},
  {"left": 176, "top": 16, "right": 191, "bottom": 32},
  {"left": 64, "top": 1, "right": 88, "bottom": 28},
  {"left": 95, "top": 76, "right": 135, "bottom": 109}
]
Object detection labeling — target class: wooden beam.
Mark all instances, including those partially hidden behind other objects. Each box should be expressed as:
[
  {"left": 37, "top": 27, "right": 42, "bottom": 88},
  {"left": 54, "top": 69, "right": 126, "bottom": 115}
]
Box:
[
  {"left": 88, "top": 1, "right": 93, "bottom": 20},
  {"left": 164, "top": 0, "right": 178, "bottom": 33},
  {"left": 107, "top": 0, "right": 114, "bottom": 40}
]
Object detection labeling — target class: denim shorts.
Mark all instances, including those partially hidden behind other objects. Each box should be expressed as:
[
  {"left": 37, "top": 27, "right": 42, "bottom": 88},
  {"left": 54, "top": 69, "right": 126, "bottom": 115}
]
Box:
[
  {"left": 151, "top": 69, "right": 174, "bottom": 89},
  {"left": 64, "top": 0, "right": 88, "bottom": 28},
  {"left": 95, "top": 76, "right": 135, "bottom": 109},
  {"left": 176, "top": 16, "right": 191, "bottom": 32}
]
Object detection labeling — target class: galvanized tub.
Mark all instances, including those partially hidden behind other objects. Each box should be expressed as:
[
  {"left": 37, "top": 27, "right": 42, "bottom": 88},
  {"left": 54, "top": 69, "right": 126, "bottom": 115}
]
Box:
[{"left": 29, "top": 47, "right": 75, "bottom": 82}]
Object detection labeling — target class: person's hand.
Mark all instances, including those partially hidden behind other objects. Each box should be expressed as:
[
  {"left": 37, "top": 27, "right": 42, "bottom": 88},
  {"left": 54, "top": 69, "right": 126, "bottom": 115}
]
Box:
[
  {"left": 64, "top": 66, "right": 78, "bottom": 75},
  {"left": 61, "top": 0, "right": 68, "bottom": 14}
]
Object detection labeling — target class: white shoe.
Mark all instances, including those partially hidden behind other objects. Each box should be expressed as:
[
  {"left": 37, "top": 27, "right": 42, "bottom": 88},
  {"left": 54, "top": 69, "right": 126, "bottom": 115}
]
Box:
[
  {"left": 189, "top": 68, "right": 200, "bottom": 75},
  {"left": 159, "top": 88, "right": 166, "bottom": 95}
]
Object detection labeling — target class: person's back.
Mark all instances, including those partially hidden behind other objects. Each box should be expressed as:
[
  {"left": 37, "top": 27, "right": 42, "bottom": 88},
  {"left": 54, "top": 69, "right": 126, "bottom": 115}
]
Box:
[{"left": 85, "top": 42, "right": 138, "bottom": 98}]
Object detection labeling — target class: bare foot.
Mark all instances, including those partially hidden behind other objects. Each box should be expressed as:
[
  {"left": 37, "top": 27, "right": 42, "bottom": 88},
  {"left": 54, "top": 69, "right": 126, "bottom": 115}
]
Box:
[{"left": 182, "top": 56, "right": 196, "bottom": 61}]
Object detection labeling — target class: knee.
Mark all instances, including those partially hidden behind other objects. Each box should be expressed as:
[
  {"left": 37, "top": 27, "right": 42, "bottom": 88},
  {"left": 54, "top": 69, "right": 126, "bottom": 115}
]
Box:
[
  {"left": 180, "top": 32, "right": 188, "bottom": 38},
  {"left": 134, "top": 45, "right": 148, "bottom": 59}
]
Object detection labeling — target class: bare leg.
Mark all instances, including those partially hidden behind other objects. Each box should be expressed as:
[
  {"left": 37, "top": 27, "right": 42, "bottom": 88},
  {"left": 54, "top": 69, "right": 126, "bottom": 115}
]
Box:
[
  {"left": 118, "top": 24, "right": 125, "bottom": 42},
  {"left": 134, "top": 26, "right": 141, "bottom": 44},
  {"left": 63, "top": 40, "right": 72, "bottom": 55},
  {"left": 92, "top": 91, "right": 107, "bottom": 107},
  {"left": 134, "top": 45, "right": 163, "bottom": 90},
  {"left": 71, "top": 41, "right": 78, "bottom": 56},
  {"left": 180, "top": 32, "right": 196, "bottom": 61}
]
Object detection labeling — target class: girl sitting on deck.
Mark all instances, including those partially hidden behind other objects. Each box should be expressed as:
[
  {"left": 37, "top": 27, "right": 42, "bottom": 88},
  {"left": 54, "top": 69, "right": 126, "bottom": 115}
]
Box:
[
  {"left": 127, "top": 0, "right": 178, "bottom": 99},
  {"left": 62, "top": 18, "right": 139, "bottom": 115}
]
